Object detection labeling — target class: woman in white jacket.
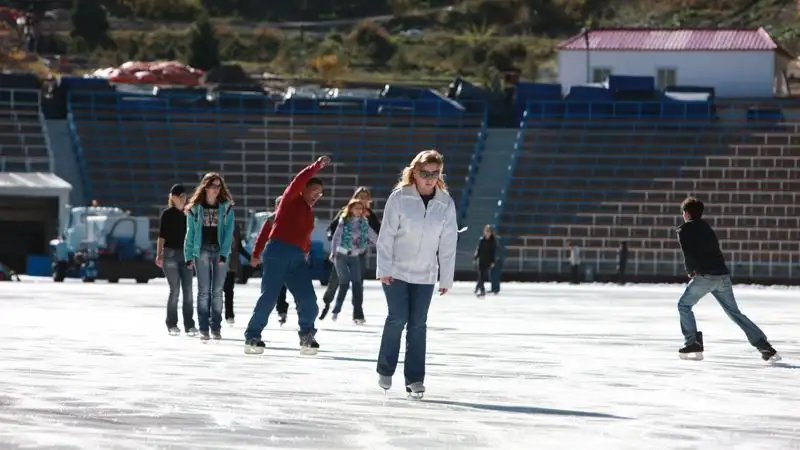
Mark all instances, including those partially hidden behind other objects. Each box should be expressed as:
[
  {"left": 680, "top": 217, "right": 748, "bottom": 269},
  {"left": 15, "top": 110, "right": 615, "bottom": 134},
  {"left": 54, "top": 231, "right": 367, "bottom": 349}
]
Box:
[{"left": 375, "top": 149, "right": 459, "bottom": 399}]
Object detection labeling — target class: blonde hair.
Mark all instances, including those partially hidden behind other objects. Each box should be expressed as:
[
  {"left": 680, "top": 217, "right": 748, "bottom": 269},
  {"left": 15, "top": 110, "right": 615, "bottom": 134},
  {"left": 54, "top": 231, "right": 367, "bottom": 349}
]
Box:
[
  {"left": 394, "top": 149, "right": 448, "bottom": 192},
  {"left": 352, "top": 186, "right": 372, "bottom": 200},
  {"left": 186, "top": 172, "right": 234, "bottom": 211},
  {"left": 339, "top": 198, "right": 365, "bottom": 220}
]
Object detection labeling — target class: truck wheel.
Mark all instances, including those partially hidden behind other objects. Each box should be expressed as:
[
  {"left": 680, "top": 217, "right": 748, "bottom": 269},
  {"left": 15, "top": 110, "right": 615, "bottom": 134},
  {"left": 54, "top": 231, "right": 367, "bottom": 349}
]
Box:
[
  {"left": 52, "top": 263, "right": 67, "bottom": 282},
  {"left": 83, "top": 277, "right": 96, "bottom": 283},
  {"left": 135, "top": 278, "right": 148, "bottom": 284},
  {"left": 108, "top": 279, "right": 119, "bottom": 283}
]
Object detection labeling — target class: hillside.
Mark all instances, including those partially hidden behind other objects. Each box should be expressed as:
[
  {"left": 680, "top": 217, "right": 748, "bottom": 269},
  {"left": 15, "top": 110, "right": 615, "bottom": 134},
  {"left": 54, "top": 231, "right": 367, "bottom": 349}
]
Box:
[{"left": 20, "top": 0, "right": 800, "bottom": 84}]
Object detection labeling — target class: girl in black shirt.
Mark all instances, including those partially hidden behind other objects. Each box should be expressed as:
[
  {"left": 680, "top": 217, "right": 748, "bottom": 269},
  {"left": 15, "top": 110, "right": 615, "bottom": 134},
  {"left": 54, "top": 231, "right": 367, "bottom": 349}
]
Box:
[{"left": 156, "top": 184, "right": 197, "bottom": 336}]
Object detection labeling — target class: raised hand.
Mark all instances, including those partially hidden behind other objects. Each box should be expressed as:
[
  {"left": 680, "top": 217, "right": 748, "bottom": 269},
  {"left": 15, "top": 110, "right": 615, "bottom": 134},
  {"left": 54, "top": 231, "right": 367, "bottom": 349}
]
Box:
[{"left": 317, "top": 155, "right": 332, "bottom": 168}]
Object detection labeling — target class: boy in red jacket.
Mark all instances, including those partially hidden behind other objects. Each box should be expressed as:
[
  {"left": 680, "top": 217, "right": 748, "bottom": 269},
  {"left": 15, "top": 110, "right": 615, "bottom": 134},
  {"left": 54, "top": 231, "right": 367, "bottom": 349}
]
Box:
[{"left": 244, "top": 156, "right": 331, "bottom": 355}]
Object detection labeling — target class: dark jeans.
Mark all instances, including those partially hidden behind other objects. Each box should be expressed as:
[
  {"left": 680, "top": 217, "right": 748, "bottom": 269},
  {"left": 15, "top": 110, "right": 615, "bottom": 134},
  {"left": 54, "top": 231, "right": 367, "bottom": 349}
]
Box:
[
  {"left": 276, "top": 285, "right": 289, "bottom": 316},
  {"left": 245, "top": 240, "right": 318, "bottom": 340},
  {"left": 163, "top": 248, "right": 194, "bottom": 331},
  {"left": 490, "top": 259, "right": 502, "bottom": 293},
  {"left": 376, "top": 279, "right": 435, "bottom": 386},
  {"left": 224, "top": 271, "right": 236, "bottom": 319},
  {"left": 570, "top": 264, "right": 580, "bottom": 284},
  {"left": 332, "top": 254, "right": 364, "bottom": 320},
  {"left": 474, "top": 262, "right": 490, "bottom": 295}
]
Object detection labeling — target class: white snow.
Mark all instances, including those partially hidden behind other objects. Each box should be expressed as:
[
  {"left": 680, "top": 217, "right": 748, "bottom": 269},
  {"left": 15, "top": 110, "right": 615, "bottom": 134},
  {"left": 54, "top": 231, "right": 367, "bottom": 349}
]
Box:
[{"left": 0, "top": 278, "right": 798, "bottom": 450}]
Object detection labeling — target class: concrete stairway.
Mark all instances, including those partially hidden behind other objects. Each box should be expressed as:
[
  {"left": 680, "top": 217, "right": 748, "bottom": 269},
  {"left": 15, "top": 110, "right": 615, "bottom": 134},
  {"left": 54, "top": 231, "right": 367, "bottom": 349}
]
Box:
[{"left": 455, "top": 128, "right": 518, "bottom": 270}]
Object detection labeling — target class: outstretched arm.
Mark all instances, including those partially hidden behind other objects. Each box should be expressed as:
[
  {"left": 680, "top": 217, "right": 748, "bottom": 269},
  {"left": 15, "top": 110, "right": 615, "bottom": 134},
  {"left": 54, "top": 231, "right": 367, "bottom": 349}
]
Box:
[{"left": 282, "top": 156, "right": 331, "bottom": 198}]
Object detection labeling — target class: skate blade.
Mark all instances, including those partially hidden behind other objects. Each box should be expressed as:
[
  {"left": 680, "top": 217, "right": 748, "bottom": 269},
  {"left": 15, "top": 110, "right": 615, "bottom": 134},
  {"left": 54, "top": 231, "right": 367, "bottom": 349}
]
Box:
[
  {"left": 299, "top": 347, "right": 318, "bottom": 356},
  {"left": 168, "top": 332, "right": 180, "bottom": 336},
  {"left": 244, "top": 346, "right": 265, "bottom": 355},
  {"left": 766, "top": 353, "right": 782, "bottom": 363},
  {"left": 679, "top": 352, "right": 703, "bottom": 361},
  {"left": 407, "top": 393, "right": 424, "bottom": 400}
]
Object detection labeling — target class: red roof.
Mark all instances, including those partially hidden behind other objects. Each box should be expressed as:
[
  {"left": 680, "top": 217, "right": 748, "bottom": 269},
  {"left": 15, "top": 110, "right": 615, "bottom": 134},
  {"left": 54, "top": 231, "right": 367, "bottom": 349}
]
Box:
[{"left": 557, "top": 28, "right": 791, "bottom": 56}]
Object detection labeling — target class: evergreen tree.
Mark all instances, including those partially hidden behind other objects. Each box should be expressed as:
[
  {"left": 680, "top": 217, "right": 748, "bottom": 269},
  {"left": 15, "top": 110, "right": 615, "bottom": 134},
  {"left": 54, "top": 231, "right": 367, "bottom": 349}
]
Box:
[
  {"left": 187, "top": 12, "right": 221, "bottom": 70},
  {"left": 70, "top": 0, "right": 113, "bottom": 50}
]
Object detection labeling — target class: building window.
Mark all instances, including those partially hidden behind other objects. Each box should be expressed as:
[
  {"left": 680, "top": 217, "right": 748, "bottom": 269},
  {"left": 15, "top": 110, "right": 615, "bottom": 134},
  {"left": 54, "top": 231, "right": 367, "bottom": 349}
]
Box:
[
  {"left": 657, "top": 68, "right": 677, "bottom": 89},
  {"left": 592, "top": 67, "right": 611, "bottom": 83}
]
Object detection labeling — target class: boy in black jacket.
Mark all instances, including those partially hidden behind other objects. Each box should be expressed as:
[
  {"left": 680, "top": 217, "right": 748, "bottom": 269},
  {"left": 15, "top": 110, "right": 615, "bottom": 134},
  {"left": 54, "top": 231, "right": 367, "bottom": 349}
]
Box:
[{"left": 675, "top": 196, "right": 779, "bottom": 362}]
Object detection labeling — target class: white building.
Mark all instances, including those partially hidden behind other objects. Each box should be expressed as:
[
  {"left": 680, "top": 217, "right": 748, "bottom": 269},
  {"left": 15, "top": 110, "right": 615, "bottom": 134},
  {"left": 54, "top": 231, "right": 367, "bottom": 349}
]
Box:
[{"left": 556, "top": 27, "right": 794, "bottom": 98}]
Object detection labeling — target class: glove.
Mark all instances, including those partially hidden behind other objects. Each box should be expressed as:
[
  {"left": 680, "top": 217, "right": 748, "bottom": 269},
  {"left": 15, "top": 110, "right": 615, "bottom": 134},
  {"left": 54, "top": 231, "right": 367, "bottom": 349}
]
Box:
[{"left": 219, "top": 256, "right": 227, "bottom": 264}]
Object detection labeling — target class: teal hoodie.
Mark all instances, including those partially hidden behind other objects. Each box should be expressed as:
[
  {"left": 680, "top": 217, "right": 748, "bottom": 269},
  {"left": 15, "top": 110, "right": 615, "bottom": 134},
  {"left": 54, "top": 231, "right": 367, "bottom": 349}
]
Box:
[{"left": 184, "top": 201, "right": 235, "bottom": 262}]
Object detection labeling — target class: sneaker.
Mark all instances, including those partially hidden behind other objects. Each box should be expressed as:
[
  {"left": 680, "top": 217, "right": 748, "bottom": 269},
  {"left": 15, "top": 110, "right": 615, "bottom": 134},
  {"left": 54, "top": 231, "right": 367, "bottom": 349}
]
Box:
[
  {"left": 226, "top": 318, "right": 235, "bottom": 326},
  {"left": 186, "top": 327, "right": 199, "bottom": 337},
  {"left": 319, "top": 303, "right": 330, "bottom": 320},
  {"left": 378, "top": 374, "right": 392, "bottom": 390},
  {"left": 167, "top": 327, "right": 180, "bottom": 336},
  {"left": 406, "top": 381, "right": 425, "bottom": 399},
  {"left": 244, "top": 338, "right": 266, "bottom": 355},
  {"left": 679, "top": 331, "right": 704, "bottom": 360},
  {"left": 199, "top": 331, "right": 210, "bottom": 341},
  {"left": 756, "top": 342, "right": 781, "bottom": 362},
  {"left": 299, "top": 332, "right": 319, "bottom": 355},
  {"left": 211, "top": 329, "right": 221, "bottom": 340}
]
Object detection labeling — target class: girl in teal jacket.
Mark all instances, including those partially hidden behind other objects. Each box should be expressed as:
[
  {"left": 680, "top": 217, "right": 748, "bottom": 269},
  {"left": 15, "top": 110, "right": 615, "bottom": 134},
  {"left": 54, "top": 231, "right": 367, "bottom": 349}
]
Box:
[{"left": 184, "top": 172, "right": 235, "bottom": 340}]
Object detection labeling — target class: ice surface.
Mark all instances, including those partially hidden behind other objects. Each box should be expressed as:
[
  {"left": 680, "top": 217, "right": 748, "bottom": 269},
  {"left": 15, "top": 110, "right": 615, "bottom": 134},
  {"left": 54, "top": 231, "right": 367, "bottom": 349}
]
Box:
[{"left": 1, "top": 278, "right": 799, "bottom": 450}]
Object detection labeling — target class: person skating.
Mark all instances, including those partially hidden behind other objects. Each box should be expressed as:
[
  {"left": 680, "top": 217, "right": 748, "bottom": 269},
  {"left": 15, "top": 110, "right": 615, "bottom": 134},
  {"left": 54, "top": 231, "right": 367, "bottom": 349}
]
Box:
[
  {"left": 319, "top": 187, "right": 381, "bottom": 319},
  {"left": 329, "top": 198, "right": 378, "bottom": 324},
  {"left": 375, "top": 150, "right": 458, "bottom": 399},
  {"left": 244, "top": 156, "right": 331, "bottom": 355},
  {"left": 473, "top": 224, "right": 498, "bottom": 297},
  {"left": 250, "top": 196, "right": 292, "bottom": 326},
  {"left": 184, "top": 173, "right": 236, "bottom": 341},
  {"left": 675, "top": 196, "right": 780, "bottom": 362},
  {"left": 222, "top": 223, "right": 250, "bottom": 325},
  {"left": 155, "top": 184, "right": 197, "bottom": 336}
]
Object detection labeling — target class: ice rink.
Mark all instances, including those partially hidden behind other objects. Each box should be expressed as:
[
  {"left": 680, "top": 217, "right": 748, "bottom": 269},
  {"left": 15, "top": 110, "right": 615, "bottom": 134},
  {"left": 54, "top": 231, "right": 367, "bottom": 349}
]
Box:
[{"left": 0, "top": 277, "right": 798, "bottom": 450}]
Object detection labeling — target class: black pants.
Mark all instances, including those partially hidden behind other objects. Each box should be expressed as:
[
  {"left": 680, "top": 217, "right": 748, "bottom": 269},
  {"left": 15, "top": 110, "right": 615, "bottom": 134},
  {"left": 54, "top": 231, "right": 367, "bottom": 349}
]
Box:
[
  {"left": 617, "top": 264, "right": 627, "bottom": 285},
  {"left": 474, "top": 263, "right": 490, "bottom": 295},
  {"left": 275, "top": 285, "right": 289, "bottom": 315},
  {"left": 224, "top": 271, "right": 236, "bottom": 319},
  {"left": 570, "top": 264, "right": 581, "bottom": 284},
  {"left": 323, "top": 253, "right": 368, "bottom": 305}
]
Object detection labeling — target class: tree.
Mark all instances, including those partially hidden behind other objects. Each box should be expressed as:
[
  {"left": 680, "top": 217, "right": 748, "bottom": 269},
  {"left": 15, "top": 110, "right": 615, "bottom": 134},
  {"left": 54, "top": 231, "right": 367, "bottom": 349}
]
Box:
[
  {"left": 70, "top": 0, "right": 113, "bottom": 50},
  {"left": 187, "top": 12, "right": 221, "bottom": 71}
]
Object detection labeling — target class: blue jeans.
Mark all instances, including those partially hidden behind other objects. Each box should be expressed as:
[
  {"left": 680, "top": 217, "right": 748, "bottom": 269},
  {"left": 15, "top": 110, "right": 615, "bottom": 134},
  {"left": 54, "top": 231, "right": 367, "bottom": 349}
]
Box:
[
  {"left": 332, "top": 254, "right": 364, "bottom": 320},
  {"left": 376, "top": 280, "right": 435, "bottom": 386},
  {"left": 195, "top": 244, "right": 228, "bottom": 333},
  {"left": 245, "top": 239, "right": 318, "bottom": 340},
  {"left": 163, "top": 248, "right": 194, "bottom": 331},
  {"left": 677, "top": 274, "right": 768, "bottom": 347}
]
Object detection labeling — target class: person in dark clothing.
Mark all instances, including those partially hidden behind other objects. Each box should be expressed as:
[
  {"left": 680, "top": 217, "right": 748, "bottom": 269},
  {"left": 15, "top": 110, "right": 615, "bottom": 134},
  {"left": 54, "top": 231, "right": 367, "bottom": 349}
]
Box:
[
  {"left": 473, "top": 224, "right": 497, "bottom": 297},
  {"left": 675, "top": 196, "right": 779, "bottom": 362},
  {"left": 223, "top": 224, "right": 250, "bottom": 325},
  {"left": 616, "top": 242, "right": 628, "bottom": 285},
  {"left": 489, "top": 234, "right": 504, "bottom": 294},
  {"left": 320, "top": 186, "right": 381, "bottom": 320},
  {"left": 156, "top": 184, "right": 197, "bottom": 337}
]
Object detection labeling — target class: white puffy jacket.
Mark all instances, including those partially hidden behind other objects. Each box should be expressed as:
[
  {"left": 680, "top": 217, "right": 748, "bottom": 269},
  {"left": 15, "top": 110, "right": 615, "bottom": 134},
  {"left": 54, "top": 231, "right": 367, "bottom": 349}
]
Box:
[{"left": 376, "top": 185, "right": 459, "bottom": 289}]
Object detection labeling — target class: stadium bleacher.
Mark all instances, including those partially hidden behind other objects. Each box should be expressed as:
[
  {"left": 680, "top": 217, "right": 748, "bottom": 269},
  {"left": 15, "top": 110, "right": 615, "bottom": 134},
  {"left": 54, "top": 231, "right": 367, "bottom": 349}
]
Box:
[{"left": 0, "top": 87, "right": 50, "bottom": 173}]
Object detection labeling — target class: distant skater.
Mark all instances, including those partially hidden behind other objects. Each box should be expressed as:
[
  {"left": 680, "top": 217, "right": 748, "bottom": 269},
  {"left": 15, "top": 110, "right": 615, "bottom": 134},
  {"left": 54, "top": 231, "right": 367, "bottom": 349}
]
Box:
[
  {"left": 473, "top": 224, "right": 497, "bottom": 297},
  {"left": 244, "top": 156, "right": 331, "bottom": 355},
  {"left": 223, "top": 223, "right": 250, "bottom": 325},
  {"left": 375, "top": 150, "right": 458, "bottom": 399},
  {"left": 675, "top": 196, "right": 779, "bottom": 362}
]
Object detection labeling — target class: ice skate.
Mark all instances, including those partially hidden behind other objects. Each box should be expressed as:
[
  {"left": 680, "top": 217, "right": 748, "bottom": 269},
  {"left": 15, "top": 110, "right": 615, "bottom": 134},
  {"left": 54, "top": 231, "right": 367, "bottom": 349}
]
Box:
[
  {"left": 757, "top": 343, "right": 781, "bottom": 363},
  {"left": 167, "top": 327, "right": 180, "bottom": 336},
  {"left": 331, "top": 313, "right": 338, "bottom": 322},
  {"left": 199, "top": 331, "right": 211, "bottom": 341},
  {"left": 378, "top": 374, "right": 392, "bottom": 392},
  {"left": 211, "top": 330, "right": 221, "bottom": 340},
  {"left": 353, "top": 318, "right": 366, "bottom": 325},
  {"left": 679, "top": 331, "right": 704, "bottom": 361},
  {"left": 186, "top": 327, "right": 199, "bottom": 337},
  {"left": 406, "top": 382, "right": 425, "bottom": 400},
  {"left": 226, "top": 318, "right": 235, "bottom": 326},
  {"left": 278, "top": 313, "right": 287, "bottom": 326},
  {"left": 244, "top": 338, "right": 265, "bottom": 355},
  {"left": 299, "top": 332, "right": 319, "bottom": 356}
]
